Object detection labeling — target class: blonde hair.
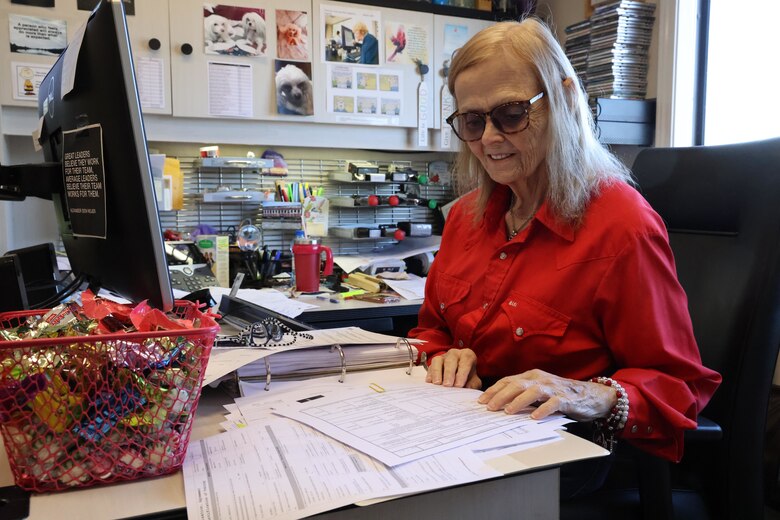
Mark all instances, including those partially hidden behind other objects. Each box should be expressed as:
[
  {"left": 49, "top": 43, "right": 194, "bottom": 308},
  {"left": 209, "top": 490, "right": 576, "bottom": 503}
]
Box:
[
  {"left": 352, "top": 21, "right": 368, "bottom": 36},
  {"left": 447, "top": 18, "right": 632, "bottom": 224}
]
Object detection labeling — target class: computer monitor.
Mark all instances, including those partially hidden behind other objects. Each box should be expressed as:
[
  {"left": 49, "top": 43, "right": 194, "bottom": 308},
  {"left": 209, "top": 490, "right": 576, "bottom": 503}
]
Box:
[
  {"left": 35, "top": 0, "right": 173, "bottom": 310},
  {"left": 341, "top": 25, "right": 356, "bottom": 50}
]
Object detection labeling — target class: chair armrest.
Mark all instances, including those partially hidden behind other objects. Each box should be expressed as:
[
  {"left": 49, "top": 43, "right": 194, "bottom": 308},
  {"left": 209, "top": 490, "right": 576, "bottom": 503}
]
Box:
[{"left": 684, "top": 415, "right": 723, "bottom": 442}]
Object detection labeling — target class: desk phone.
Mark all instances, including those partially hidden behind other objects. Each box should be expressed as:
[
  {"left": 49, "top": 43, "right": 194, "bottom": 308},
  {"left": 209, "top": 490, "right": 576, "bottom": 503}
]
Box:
[{"left": 165, "top": 241, "right": 219, "bottom": 292}]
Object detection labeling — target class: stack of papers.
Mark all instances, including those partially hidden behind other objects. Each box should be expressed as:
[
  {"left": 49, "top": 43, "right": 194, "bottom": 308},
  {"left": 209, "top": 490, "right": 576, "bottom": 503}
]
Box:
[{"left": 184, "top": 369, "right": 572, "bottom": 520}]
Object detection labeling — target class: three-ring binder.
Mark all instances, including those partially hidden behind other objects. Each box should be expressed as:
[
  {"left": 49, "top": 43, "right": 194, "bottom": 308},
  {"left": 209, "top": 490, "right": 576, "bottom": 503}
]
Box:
[{"left": 233, "top": 334, "right": 418, "bottom": 390}]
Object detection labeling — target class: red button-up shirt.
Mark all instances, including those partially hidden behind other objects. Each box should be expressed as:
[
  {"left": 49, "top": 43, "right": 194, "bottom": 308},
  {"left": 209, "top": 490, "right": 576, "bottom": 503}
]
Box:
[{"left": 409, "top": 182, "right": 721, "bottom": 461}]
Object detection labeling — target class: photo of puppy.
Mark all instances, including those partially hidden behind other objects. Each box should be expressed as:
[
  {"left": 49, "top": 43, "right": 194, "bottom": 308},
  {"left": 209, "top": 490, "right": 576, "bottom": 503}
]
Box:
[
  {"left": 242, "top": 11, "right": 266, "bottom": 52},
  {"left": 275, "top": 62, "right": 313, "bottom": 116},
  {"left": 204, "top": 14, "right": 232, "bottom": 44},
  {"left": 276, "top": 9, "right": 309, "bottom": 61}
]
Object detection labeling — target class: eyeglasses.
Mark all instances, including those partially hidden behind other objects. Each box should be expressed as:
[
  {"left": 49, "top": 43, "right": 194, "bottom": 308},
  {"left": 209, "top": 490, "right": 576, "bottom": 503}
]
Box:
[{"left": 445, "top": 92, "right": 545, "bottom": 142}]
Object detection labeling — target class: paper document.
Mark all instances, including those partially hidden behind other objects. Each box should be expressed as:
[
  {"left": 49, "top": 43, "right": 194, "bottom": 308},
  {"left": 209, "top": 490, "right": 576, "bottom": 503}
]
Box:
[
  {"left": 382, "top": 273, "right": 427, "bottom": 300},
  {"left": 183, "top": 416, "right": 500, "bottom": 520},
  {"left": 272, "top": 382, "right": 540, "bottom": 466},
  {"left": 201, "top": 348, "right": 269, "bottom": 386},
  {"left": 210, "top": 287, "right": 318, "bottom": 317},
  {"left": 334, "top": 235, "right": 441, "bottom": 273}
]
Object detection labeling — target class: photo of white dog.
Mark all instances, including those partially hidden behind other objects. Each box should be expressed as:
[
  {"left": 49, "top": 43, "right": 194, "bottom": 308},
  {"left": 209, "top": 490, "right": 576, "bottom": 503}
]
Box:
[
  {"left": 203, "top": 6, "right": 266, "bottom": 57},
  {"left": 241, "top": 12, "right": 266, "bottom": 53},
  {"left": 204, "top": 14, "right": 232, "bottom": 44},
  {"left": 275, "top": 63, "right": 313, "bottom": 116}
]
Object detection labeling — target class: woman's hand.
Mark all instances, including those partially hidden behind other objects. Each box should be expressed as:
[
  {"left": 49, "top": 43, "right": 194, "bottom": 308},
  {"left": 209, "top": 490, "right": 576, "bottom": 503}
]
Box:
[
  {"left": 425, "top": 348, "right": 482, "bottom": 389},
  {"left": 478, "top": 369, "right": 617, "bottom": 421}
]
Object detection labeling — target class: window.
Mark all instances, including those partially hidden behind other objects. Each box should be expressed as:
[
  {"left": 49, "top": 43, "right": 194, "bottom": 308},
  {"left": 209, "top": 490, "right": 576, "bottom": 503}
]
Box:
[{"left": 701, "top": 0, "right": 780, "bottom": 145}]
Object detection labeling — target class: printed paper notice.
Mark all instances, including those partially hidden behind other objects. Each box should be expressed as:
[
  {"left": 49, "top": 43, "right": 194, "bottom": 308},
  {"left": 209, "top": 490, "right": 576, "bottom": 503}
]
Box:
[
  {"left": 62, "top": 124, "right": 107, "bottom": 239},
  {"left": 11, "top": 62, "right": 49, "bottom": 101},
  {"left": 8, "top": 14, "right": 66, "bottom": 56},
  {"left": 135, "top": 56, "right": 165, "bottom": 110},
  {"left": 207, "top": 61, "right": 253, "bottom": 118}
]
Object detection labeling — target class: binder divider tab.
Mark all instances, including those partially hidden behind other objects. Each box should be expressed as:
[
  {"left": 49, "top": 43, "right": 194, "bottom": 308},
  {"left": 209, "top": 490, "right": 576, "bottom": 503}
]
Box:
[
  {"left": 330, "top": 344, "right": 346, "bottom": 383},
  {"left": 395, "top": 337, "right": 414, "bottom": 375}
]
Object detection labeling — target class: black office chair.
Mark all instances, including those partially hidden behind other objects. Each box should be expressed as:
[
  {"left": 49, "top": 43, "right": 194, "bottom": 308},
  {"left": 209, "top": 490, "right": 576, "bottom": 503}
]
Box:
[{"left": 563, "top": 137, "right": 780, "bottom": 520}]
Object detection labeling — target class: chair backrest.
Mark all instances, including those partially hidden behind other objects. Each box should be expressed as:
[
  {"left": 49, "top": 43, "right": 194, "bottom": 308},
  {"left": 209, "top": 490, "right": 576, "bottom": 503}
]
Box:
[{"left": 631, "top": 137, "right": 780, "bottom": 518}]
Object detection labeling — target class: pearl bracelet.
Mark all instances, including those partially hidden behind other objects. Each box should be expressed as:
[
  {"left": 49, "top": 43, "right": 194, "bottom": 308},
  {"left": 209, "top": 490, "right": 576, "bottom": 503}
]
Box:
[{"left": 590, "top": 376, "right": 630, "bottom": 452}]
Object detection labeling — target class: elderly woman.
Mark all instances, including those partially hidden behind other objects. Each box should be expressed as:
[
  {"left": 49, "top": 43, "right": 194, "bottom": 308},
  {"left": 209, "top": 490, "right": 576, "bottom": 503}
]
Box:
[
  {"left": 409, "top": 17, "right": 720, "bottom": 471},
  {"left": 352, "top": 21, "right": 378, "bottom": 65}
]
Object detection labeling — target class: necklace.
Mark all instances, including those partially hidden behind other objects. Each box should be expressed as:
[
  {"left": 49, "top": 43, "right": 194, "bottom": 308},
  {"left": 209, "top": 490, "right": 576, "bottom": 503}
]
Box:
[{"left": 507, "top": 197, "right": 538, "bottom": 240}]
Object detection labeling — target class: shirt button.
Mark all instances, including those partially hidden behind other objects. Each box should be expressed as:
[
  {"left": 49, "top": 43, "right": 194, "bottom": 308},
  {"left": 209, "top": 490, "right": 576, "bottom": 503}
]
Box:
[
  {"left": 499, "top": 252, "right": 508, "bottom": 260},
  {"left": 515, "top": 327, "right": 524, "bottom": 336},
  {"left": 439, "top": 303, "right": 445, "bottom": 310},
  {"left": 482, "top": 303, "right": 488, "bottom": 309},
  {"left": 631, "top": 425, "right": 638, "bottom": 433},
  {"left": 647, "top": 426, "right": 653, "bottom": 434},
  {"left": 458, "top": 340, "right": 464, "bottom": 347}
]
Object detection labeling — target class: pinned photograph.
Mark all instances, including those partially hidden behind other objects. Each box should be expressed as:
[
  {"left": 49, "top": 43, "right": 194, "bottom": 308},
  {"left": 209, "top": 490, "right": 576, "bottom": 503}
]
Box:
[
  {"left": 322, "top": 6, "right": 380, "bottom": 65},
  {"left": 275, "top": 61, "right": 313, "bottom": 116},
  {"left": 277, "top": 9, "right": 309, "bottom": 61},
  {"left": 203, "top": 4, "right": 266, "bottom": 57}
]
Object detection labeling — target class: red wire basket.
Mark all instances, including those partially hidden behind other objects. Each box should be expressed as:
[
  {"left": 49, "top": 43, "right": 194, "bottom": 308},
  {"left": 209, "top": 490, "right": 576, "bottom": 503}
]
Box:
[{"left": 0, "top": 301, "right": 219, "bottom": 492}]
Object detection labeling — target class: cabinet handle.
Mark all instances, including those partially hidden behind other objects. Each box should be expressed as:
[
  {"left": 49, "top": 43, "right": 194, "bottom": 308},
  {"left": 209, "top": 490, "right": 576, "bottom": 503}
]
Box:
[
  {"left": 180, "top": 43, "right": 193, "bottom": 56},
  {"left": 148, "top": 38, "right": 161, "bottom": 51},
  {"left": 226, "top": 195, "right": 253, "bottom": 200}
]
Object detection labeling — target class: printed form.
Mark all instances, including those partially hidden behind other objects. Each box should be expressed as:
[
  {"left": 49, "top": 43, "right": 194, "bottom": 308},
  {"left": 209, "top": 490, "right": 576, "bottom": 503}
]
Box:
[
  {"left": 271, "top": 383, "right": 541, "bottom": 466},
  {"left": 183, "top": 416, "right": 500, "bottom": 520}
]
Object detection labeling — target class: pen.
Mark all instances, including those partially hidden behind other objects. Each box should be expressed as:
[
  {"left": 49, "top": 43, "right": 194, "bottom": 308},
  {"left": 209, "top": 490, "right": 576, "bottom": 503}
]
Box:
[{"left": 316, "top": 294, "right": 342, "bottom": 304}]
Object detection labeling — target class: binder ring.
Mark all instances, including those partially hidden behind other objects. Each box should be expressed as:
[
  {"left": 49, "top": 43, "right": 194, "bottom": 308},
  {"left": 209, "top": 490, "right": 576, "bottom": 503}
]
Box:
[
  {"left": 264, "top": 357, "right": 271, "bottom": 391},
  {"left": 331, "top": 344, "right": 346, "bottom": 383},
  {"left": 395, "top": 337, "right": 414, "bottom": 375}
]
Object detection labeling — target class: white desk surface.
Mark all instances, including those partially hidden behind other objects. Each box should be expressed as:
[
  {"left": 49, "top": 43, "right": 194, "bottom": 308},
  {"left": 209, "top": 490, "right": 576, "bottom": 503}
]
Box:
[{"left": 0, "top": 370, "right": 607, "bottom": 520}]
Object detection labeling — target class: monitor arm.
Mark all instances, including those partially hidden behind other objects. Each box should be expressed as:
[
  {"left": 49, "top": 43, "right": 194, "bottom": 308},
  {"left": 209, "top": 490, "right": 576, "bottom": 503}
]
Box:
[{"left": 0, "top": 162, "right": 63, "bottom": 201}]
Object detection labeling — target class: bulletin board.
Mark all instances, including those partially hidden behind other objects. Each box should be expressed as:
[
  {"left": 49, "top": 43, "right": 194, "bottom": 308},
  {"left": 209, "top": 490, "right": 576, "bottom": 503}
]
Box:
[
  {"left": 168, "top": 0, "right": 313, "bottom": 121},
  {"left": 310, "top": 0, "right": 435, "bottom": 131}
]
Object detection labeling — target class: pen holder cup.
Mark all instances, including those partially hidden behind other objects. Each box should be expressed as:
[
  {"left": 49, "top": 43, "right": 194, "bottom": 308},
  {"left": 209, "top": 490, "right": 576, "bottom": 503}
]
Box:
[
  {"left": 0, "top": 302, "right": 219, "bottom": 492},
  {"left": 293, "top": 240, "right": 333, "bottom": 292}
]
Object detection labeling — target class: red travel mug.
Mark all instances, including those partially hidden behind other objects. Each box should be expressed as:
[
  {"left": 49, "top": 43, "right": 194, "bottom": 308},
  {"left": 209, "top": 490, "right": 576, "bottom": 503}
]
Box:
[{"left": 292, "top": 237, "right": 333, "bottom": 292}]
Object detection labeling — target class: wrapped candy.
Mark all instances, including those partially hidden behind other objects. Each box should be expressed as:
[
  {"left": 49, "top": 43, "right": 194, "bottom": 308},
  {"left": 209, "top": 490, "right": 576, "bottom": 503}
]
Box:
[{"left": 72, "top": 387, "right": 147, "bottom": 442}]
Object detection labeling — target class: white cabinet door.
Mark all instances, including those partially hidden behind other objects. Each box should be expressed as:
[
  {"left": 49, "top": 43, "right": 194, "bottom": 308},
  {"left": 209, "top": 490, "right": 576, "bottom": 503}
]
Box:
[
  {"left": 168, "top": 0, "right": 311, "bottom": 120},
  {"left": 125, "top": 0, "right": 172, "bottom": 115}
]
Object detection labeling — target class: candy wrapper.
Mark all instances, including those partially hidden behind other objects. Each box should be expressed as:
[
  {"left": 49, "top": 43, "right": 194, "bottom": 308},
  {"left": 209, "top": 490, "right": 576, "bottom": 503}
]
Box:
[{"left": 0, "top": 299, "right": 219, "bottom": 492}]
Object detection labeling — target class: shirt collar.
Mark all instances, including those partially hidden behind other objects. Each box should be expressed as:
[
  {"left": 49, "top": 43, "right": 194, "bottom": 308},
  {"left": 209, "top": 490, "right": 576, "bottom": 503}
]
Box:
[{"left": 483, "top": 184, "right": 576, "bottom": 243}]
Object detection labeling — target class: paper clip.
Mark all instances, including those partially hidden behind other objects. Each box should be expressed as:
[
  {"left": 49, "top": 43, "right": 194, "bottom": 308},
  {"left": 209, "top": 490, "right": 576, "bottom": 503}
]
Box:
[{"left": 368, "top": 382, "right": 385, "bottom": 393}]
